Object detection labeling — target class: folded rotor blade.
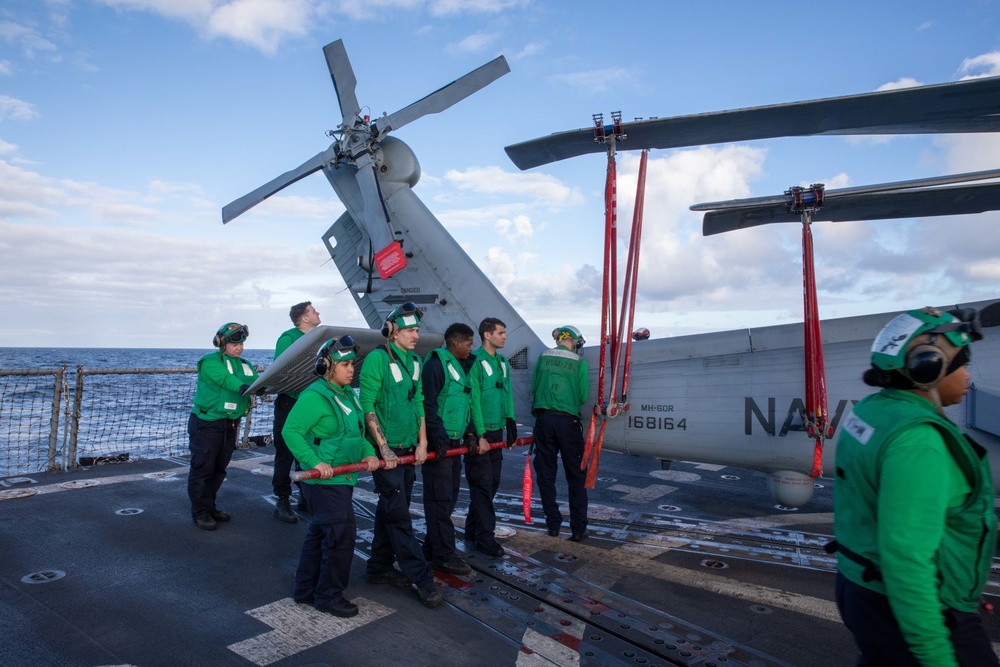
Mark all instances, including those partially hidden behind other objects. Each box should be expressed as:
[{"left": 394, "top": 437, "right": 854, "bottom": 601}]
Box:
[
  {"left": 222, "top": 147, "right": 335, "bottom": 224},
  {"left": 353, "top": 154, "right": 395, "bottom": 251},
  {"left": 692, "top": 168, "right": 1000, "bottom": 212},
  {"left": 375, "top": 55, "right": 510, "bottom": 136},
  {"left": 701, "top": 181, "right": 1000, "bottom": 236},
  {"left": 324, "top": 40, "right": 360, "bottom": 124},
  {"left": 505, "top": 76, "right": 1000, "bottom": 170}
]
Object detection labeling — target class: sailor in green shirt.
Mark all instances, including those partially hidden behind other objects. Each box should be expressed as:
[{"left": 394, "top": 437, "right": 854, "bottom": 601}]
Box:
[
  {"left": 187, "top": 322, "right": 258, "bottom": 531},
  {"left": 833, "top": 307, "right": 994, "bottom": 667},
  {"left": 271, "top": 301, "right": 322, "bottom": 523},
  {"left": 465, "top": 317, "right": 516, "bottom": 558},
  {"left": 282, "top": 336, "right": 379, "bottom": 618},
  {"left": 358, "top": 302, "right": 442, "bottom": 609},
  {"left": 531, "top": 325, "right": 590, "bottom": 542}
]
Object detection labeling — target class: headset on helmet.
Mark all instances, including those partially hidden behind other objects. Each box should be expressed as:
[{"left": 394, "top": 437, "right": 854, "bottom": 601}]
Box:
[
  {"left": 213, "top": 322, "right": 249, "bottom": 348},
  {"left": 552, "top": 325, "right": 585, "bottom": 351},
  {"left": 315, "top": 335, "right": 359, "bottom": 376},
  {"left": 381, "top": 301, "right": 423, "bottom": 338},
  {"left": 870, "top": 307, "right": 981, "bottom": 388}
]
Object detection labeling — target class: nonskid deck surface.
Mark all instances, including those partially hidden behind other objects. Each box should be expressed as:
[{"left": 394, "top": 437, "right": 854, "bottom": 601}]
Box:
[{"left": 3, "top": 448, "right": 994, "bottom": 666}]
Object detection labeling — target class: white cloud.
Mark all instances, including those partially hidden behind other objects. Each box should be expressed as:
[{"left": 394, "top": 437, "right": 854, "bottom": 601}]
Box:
[
  {"left": 550, "top": 67, "right": 637, "bottom": 94},
  {"left": 444, "top": 166, "right": 583, "bottom": 205},
  {"left": 0, "top": 96, "right": 39, "bottom": 121},
  {"left": 494, "top": 214, "right": 532, "bottom": 242},
  {"left": 959, "top": 51, "right": 1000, "bottom": 78},
  {"left": 0, "top": 59, "right": 12, "bottom": 75},
  {"left": 876, "top": 77, "right": 922, "bottom": 92},
  {"left": 451, "top": 32, "right": 499, "bottom": 53},
  {"left": 0, "top": 20, "right": 59, "bottom": 59}
]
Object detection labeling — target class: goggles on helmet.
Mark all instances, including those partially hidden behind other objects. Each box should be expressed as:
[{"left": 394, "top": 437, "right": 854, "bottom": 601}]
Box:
[
  {"left": 218, "top": 322, "right": 249, "bottom": 345},
  {"left": 871, "top": 307, "right": 981, "bottom": 371},
  {"left": 320, "top": 335, "right": 359, "bottom": 361}
]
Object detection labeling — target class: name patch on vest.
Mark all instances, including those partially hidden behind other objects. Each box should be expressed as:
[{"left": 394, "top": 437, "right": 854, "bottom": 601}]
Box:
[{"left": 842, "top": 412, "right": 875, "bottom": 445}]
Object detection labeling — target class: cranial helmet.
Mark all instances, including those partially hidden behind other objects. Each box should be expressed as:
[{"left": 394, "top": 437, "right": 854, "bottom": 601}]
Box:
[
  {"left": 381, "top": 302, "right": 423, "bottom": 338},
  {"left": 213, "top": 322, "right": 249, "bottom": 348},
  {"left": 315, "top": 335, "right": 359, "bottom": 376},
  {"left": 552, "top": 325, "right": 585, "bottom": 351},
  {"left": 870, "top": 307, "right": 982, "bottom": 388}
]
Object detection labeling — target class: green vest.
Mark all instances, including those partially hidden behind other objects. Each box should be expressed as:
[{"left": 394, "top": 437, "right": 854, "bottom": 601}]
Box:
[
  {"left": 191, "top": 352, "right": 257, "bottom": 420},
  {"left": 362, "top": 345, "right": 422, "bottom": 448},
  {"left": 531, "top": 348, "right": 587, "bottom": 417},
  {"left": 427, "top": 348, "right": 472, "bottom": 439},
  {"left": 301, "top": 380, "right": 368, "bottom": 486},
  {"left": 473, "top": 348, "right": 511, "bottom": 431},
  {"left": 834, "top": 389, "right": 996, "bottom": 609}
]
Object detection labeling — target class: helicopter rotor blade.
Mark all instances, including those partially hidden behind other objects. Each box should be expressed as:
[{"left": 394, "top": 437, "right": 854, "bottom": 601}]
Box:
[
  {"left": 222, "top": 146, "right": 337, "bottom": 224},
  {"left": 375, "top": 55, "right": 510, "bottom": 136},
  {"left": 505, "top": 76, "right": 1000, "bottom": 170},
  {"left": 324, "top": 39, "right": 360, "bottom": 124},
  {"left": 700, "top": 181, "right": 1000, "bottom": 236},
  {"left": 353, "top": 153, "right": 395, "bottom": 252}
]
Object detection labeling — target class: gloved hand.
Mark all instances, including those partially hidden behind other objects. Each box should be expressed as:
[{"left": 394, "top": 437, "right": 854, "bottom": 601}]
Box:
[
  {"left": 506, "top": 418, "right": 518, "bottom": 447},
  {"left": 239, "top": 384, "right": 252, "bottom": 396},
  {"left": 434, "top": 441, "right": 450, "bottom": 461},
  {"left": 463, "top": 433, "right": 478, "bottom": 455}
]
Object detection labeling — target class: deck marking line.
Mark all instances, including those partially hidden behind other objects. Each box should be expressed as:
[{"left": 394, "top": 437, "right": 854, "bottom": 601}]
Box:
[
  {"left": 227, "top": 596, "right": 393, "bottom": 666},
  {"left": 513, "top": 530, "right": 841, "bottom": 624},
  {"left": 518, "top": 623, "right": 584, "bottom": 667},
  {"left": 607, "top": 483, "right": 677, "bottom": 503}
]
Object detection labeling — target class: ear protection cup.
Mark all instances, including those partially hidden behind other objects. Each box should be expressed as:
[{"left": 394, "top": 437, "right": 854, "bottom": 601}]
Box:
[
  {"left": 903, "top": 342, "right": 947, "bottom": 387},
  {"left": 315, "top": 351, "right": 332, "bottom": 377},
  {"left": 213, "top": 332, "right": 225, "bottom": 348},
  {"left": 381, "top": 319, "right": 395, "bottom": 339}
]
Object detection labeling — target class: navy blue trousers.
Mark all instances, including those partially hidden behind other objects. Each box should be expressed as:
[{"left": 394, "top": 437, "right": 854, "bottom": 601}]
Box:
[
  {"left": 464, "top": 429, "right": 503, "bottom": 546},
  {"left": 532, "top": 412, "right": 588, "bottom": 536},
  {"left": 271, "top": 394, "right": 303, "bottom": 498},
  {"left": 836, "top": 571, "right": 998, "bottom": 666},
  {"left": 367, "top": 457, "right": 433, "bottom": 587},
  {"left": 294, "top": 484, "right": 356, "bottom": 606},
  {"left": 187, "top": 413, "right": 239, "bottom": 519},
  {"left": 421, "top": 443, "right": 462, "bottom": 562}
]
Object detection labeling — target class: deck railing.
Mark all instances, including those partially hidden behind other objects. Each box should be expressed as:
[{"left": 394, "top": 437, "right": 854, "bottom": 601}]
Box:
[{"left": 0, "top": 366, "right": 273, "bottom": 476}]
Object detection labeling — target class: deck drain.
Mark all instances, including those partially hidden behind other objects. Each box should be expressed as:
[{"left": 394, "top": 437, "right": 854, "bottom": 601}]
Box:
[
  {"left": 596, "top": 476, "right": 616, "bottom": 483},
  {"left": 657, "top": 504, "right": 681, "bottom": 512},
  {"left": 774, "top": 504, "right": 799, "bottom": 512},
  {"left": 143, "top": 471, "right": 177, "bottom": 480},
  {"left": 749, "top": 604, "right": 773, "bottom": 615},
  {"left": 0, "top": 488, "right": 38, "bottom": 500},
  {"left": 115, "top": 508, "right": 144, "bottom": 516},
  {"left": 495, "top": 526, "right": 516, "bottom": 538},
  {"left": 22, "top": 570, "right": 65, "bottom": 584},
  {"left": 721, "top": 475, "right": 740, "bottom": 480},
  {"left": 555, "top": 553, "right": 578, "bottom": 563},
  {"left": 59, "top": 479, "right": 100, "bottom": 490},
  {"left": 700, "top": 559, "right": 729, "bottom": 570}
]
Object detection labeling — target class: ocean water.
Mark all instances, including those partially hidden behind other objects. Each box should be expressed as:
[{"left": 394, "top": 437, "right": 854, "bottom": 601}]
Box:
[
  {"left": 1, "top": 347, "right": 277, "bottom": 370},
  {"left": 1, "top": 348, "right": 280, "bottom": 477}
]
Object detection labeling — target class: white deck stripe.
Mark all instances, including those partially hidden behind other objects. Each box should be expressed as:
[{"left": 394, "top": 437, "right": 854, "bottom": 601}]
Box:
[{"left": 228, "top": 597, "right": 393, "bottom": 666}]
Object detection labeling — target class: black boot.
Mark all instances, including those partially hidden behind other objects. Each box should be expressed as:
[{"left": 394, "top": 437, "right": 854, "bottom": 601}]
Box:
[{"left": 273, "top": 496, "right": 298, "bottom": 523}]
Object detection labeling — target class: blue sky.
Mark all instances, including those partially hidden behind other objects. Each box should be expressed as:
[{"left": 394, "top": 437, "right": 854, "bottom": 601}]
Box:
[{"left": 2, "top": 0, "right": 1000, "bottom": 349}]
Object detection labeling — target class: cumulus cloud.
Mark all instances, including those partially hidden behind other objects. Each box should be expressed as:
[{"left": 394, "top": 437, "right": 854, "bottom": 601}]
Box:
[
  {"left": 959, "top": 51, "right": 1000, "bottom": 78},
  {"left": 0, "top": 20, "right": 59, "bottom": 59},
  {"left": 494, "top": 214, "right": 532, "bottom": 242},
  {"left": 97, "top": 0, "right": 318, "bottom": 54}
]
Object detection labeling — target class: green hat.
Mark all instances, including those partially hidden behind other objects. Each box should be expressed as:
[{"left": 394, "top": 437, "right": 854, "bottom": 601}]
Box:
[{"left": 871, "top": 308, "right": 978, "bottom": 372}]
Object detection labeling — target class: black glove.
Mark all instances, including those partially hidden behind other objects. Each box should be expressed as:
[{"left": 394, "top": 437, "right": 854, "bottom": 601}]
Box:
[
  {"left": 239, "top": 384, "right": 252, "bottom": 396},
  {"left": 506, "top": 418, "right": 518, "bottom": 447},
  {"left": 434, "top": 441, "right": 450, "bottom": 461},
  {"left": 463, "top": 433, "right": 478, "bottom": 455}
]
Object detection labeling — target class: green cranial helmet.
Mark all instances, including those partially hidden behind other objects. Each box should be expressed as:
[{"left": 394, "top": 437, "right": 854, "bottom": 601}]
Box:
[
  {"left": 552, "top": 325, "right": 585, "bottom": 350},
  {"left": 870, "top": 307, "right": 981, "bottom": 374}
]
